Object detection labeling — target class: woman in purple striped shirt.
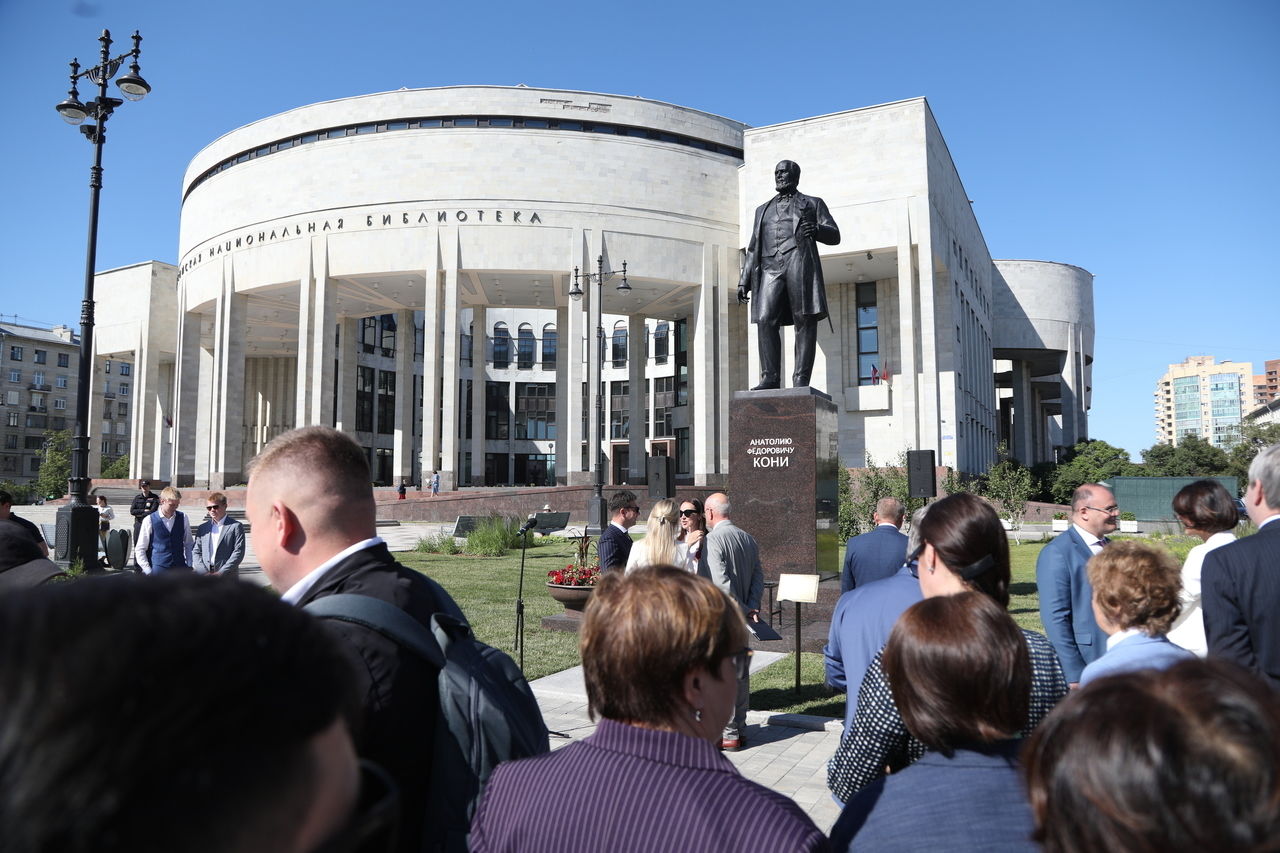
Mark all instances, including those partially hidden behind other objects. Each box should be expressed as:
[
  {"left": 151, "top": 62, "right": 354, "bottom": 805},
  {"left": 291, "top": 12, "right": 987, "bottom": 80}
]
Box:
[{"left": 470, "top": 566, "right": 828, "bottom": 852}]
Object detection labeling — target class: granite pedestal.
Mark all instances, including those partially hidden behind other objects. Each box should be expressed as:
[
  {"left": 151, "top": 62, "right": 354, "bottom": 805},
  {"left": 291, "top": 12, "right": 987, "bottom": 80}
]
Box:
[{"left": 728, "top": 388, "right": 841, "bottom": 651}]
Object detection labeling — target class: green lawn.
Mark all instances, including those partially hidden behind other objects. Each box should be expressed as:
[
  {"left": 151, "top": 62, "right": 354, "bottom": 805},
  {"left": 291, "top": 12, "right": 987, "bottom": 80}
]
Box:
[{"left": 397, "top": 538, "right": 1061, "bottom": 718}]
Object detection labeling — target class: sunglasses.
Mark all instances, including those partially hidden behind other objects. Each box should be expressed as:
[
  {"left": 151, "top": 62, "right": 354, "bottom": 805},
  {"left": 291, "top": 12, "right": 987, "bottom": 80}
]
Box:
[
  {"left": 679, "top": 509, "right": 701, "bottom": 517},
  {"left": 206, "top": 505, "right": 223, "bottom": 511}
]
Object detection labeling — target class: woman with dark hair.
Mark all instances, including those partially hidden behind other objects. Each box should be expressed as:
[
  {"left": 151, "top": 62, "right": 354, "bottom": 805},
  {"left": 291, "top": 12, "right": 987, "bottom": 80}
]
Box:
[
  {"left": 1024, "top": 658, "right": 1280, "bottom": 853},
  {"left": 1167, "top": 479, "right": 1238, "bottom": 655},
  {"left": 1080, "top": 541, "right": 1194, "bottom": 685},
  {"left": 827, "top": 491, "right": 1068, "bottom": 803},
  {"left": 831, "top": 592, "right": 1036, "bottom": 851},
  {"left": 470, "top": 567, "right": 827, "bottom": 852},
  {"left": 677, "top": 497, "right": 708, "bottom": 571}
]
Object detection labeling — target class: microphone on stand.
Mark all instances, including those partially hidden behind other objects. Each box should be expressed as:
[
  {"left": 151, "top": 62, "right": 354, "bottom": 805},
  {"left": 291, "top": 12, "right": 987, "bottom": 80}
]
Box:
[{"left": 519, "top": 514, "right": 538, "bottom": 534}]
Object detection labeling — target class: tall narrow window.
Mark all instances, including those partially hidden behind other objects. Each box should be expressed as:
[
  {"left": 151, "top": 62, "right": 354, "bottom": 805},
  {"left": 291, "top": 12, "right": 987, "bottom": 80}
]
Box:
[
  {"left": 654, "top": 322, "right": 669, "bottom": 365},
  {"left": 517, "top": 324, "right": 535, "bottom": 369},
  {"left": 541, "top": 324, "right": 558, "bottom": 369},
  {"left": 611, "top": 322, "right": 627, "bottom": 368},
  {"left": 492, "top": 323, "right": 510, "bottom": 369},
  {"left": 485, "top": 381, "right": 510, "bottom": 439},
  {"left": 856, "top": 282, "right": 879, "bottom": 385}
]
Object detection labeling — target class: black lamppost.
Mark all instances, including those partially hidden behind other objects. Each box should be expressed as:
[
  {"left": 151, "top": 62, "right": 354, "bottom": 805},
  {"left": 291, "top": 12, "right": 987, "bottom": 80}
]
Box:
[
  {"left": 569, "top": 256, "right": 628, "bottom": 532},
  {"left": 54, "top": 30, "right": 151, "bottom": 568}
]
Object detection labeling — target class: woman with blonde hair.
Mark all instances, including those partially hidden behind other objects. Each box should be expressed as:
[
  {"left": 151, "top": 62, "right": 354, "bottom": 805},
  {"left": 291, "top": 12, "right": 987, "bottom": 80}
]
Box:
[{"left": 625, "top": 499, "right": 682, "bottom": 572}]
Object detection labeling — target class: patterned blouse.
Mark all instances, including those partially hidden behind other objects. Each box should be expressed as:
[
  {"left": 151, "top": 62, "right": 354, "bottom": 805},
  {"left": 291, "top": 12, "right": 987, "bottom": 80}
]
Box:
[{"left": 827, "top": 627, "right": 1068, "bottom": 803}]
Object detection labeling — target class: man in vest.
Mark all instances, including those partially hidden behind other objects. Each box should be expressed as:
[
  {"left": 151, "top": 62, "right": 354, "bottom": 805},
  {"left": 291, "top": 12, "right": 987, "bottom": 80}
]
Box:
[{"left": 134, "top": 486, "right": 194, "bottom": 574}]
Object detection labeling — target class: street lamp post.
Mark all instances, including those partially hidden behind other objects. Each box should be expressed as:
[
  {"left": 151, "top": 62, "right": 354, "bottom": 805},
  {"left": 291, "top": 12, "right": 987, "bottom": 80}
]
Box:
[
  {"left": 54, "top": 30, "right": 151, "bottom": 569},
  {"left": 569, "top": 256, "right": 629, "bottom": 532}
]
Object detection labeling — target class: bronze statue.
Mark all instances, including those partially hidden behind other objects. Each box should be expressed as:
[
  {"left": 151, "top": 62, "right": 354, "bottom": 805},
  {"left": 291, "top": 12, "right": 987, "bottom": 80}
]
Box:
[{"left": 738, "top": 160, "right": 840, "bottom": 390}]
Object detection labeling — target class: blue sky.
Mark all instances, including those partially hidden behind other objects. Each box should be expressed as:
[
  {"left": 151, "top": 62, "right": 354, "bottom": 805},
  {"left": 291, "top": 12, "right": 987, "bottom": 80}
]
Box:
[{"left": 2, "top": 0, "right": 1277, "bottom": 461}]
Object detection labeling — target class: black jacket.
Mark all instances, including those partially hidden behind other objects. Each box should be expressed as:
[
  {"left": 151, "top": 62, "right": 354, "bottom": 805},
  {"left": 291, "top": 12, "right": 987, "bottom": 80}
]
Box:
[
  {"left": 129, "top": 492, "right": 159, "bottom": 521},
  {"left": 297, "top": 543, "right": 443, "bottom": 852}
]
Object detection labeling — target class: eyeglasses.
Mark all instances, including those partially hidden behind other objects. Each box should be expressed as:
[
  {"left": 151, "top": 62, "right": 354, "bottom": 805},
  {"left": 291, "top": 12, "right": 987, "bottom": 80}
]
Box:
[
  {"left": 731, "top": 647, "right": 754, "bottom": 677},
  {"left": 206, "top": 505, "right": 222, "bottom": 511},
  {"left": 311, "top": 760, "right": 401, "bottom": 853},
  {"left": 679, "top": 509, "right": 701, "bottom": 518},
  {"left": 1085, "top": 505, "right": 1120, "bottom": 515}
]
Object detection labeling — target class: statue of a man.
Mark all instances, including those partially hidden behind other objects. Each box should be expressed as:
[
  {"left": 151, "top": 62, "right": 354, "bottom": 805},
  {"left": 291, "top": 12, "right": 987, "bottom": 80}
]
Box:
[{"left": 738, "top": 160, "right": 841, "bottom": 390}]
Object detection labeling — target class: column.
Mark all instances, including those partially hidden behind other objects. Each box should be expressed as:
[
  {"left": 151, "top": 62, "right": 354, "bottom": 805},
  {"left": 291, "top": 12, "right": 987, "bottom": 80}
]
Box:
[
  {"left": 392, "top": 309, "right": 415, "bottom": 484},
  {"left": 691, "top": 242, "right": 727, "bottom": 485},
  {"left": 193, "top": 316, "right": 215, "bottom": 489},
  {"left": 469, "top": 306, "right": 486, "bottom": 486},
  {"left": 1060, "top": 323, "right": 1081, "bottom": 449},
  {"left": 132, "top": 325, "right": 160, "bottom": 479},
  {"left": 87, "top": 356, "right": 104, "bottom": 478},
  {"left": 895, "top": 200, "right": 920, "bottom": 453},
  {"left": 914, "top": 198, "right": 941, "bottom": 455},
  {"left": 418, "top": 239, "right": 443, "bottom": 483},
  {"left": 209, "top": 271, "right": 247, "bottom": 489},
  {"left": 627, "top": 313, "right": 646, "bottom": 483},
  {"left": 555, "top": 303, "right": 583, "bottom": 485},
  {"left": 171, "top": 294, "right": 202, "bottom": 486},
  {"left": 296, "top": 240, "right": 336, "bottom": 427},
  {"left": 437, "top": 229, "right": 462, "bottom": 490},
  {"left": 1010, "top": 360, "right": 1035, "bottom": 465}
]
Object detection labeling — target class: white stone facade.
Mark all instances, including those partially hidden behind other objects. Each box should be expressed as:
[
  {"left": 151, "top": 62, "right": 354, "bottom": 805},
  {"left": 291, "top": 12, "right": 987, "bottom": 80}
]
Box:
[{"left": 99, "top": 86, "right": 1091, "bottom": 487}]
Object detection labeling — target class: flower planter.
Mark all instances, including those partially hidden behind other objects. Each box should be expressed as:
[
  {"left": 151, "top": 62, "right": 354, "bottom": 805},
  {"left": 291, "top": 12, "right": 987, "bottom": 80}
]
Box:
[
  {"left": 1052, "top": 519, "right": 1070, "bottom": 532},
  {"left": 546, "top": 583, "right": 594, "bottom": 613},
  {"left": 1119, "top": 519, "right": 1138, "bottom": 533}
]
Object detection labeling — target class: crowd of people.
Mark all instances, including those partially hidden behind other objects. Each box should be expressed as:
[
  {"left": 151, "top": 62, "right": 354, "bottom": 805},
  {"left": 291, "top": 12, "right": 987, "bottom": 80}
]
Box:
[{"left": 0, "top": 433, "right": 1277, "bottom": 851}]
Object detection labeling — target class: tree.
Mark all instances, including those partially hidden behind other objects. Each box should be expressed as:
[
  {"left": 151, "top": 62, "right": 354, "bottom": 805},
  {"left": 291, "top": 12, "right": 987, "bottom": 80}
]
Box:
[
  {"left": 101, "top": 454, "right": 130, "bottom": 480},
  {"left": 983, "top": 444, "right": 1035, "bottom": 544},
  {"left": 1226, "top": 423, "right": 1280, "bottom": 489},
  {"left": 1139, "top": 435, "right": 1231, "bottom": 478},
  {"left": 34, "top": 430, "right": 71, "bottom": 501},
  {"left": 841, "top": 452, "right": 925, "bottom": 539},
  {"left": 1050, "top": 439, "right": 1142, "bottom": 504}
]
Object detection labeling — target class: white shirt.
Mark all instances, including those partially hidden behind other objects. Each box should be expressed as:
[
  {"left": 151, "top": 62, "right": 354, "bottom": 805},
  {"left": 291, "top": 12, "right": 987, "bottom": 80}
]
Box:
[
  {"left": 134, "top": 511, "right": 193, "bottom": 574},
  {"left": 1106, "top": 626, "right": 1143, "bottom": 651},
  {"left": 1166, "top": 530, "right": 1235, "bottom": 657},
  {"left": 280, "top": 537, "right": 385, "bottom": 604},
  {"left": 1072, "top": 523, "right": 1107, "bottom": 555}
]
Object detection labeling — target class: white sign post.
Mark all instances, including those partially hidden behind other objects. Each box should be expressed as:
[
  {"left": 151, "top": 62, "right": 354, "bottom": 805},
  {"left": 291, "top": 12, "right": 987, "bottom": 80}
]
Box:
[{"left": 777, "top": 573, "right": 820, "bottom": 693}]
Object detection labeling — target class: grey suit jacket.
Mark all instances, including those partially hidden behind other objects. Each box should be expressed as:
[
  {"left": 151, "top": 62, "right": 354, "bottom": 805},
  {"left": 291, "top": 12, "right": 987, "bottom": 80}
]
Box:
[
  {"left": 193, "top": 516, "right": 246, "bottom": 577},
  {"left": 701, "top": 520, "right": 764, "bottom": 612}
]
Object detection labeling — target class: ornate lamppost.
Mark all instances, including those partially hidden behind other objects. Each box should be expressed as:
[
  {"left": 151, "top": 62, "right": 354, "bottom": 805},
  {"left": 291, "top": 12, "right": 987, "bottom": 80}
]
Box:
[
  {"left": 53, "top": 30, "right": 151, "bottom": 568},
  {"left": 569, "top": 256, "right": 629, "bottom": 532}
]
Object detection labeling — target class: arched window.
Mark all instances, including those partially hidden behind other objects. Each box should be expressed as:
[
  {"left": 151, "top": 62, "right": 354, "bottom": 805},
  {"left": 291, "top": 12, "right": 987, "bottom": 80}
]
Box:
[
  {"left": 517, "top": 323, "right": 535, "bottom": 369},
  {"left": 654, "top": 322, "right": 670, "bottom": 364},
  {"left": 492, "top": 322, "right": 510, "bottom": 369},
  {"left": 611, "top": 321, "right": 627, "bottom": 368},
  {"left": 541, "top": 324, "right": 558, "bottom": 369}
]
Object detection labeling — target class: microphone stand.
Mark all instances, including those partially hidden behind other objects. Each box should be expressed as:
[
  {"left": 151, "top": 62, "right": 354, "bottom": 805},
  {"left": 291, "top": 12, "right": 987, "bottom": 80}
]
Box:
[{"left": 514, "top": 515, "right": 536, "bottom": 671}]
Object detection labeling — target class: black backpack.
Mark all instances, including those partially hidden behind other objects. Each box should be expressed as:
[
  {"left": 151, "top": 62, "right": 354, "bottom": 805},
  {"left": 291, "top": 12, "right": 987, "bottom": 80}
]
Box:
[{"left": 306, "top": 577, "right": 550, "bottom": 852}]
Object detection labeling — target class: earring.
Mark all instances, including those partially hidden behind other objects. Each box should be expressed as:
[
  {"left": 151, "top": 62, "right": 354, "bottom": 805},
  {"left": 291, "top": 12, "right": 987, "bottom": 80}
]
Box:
[{"left": 694, "top": 708, "right": 703, "bottom": 723}]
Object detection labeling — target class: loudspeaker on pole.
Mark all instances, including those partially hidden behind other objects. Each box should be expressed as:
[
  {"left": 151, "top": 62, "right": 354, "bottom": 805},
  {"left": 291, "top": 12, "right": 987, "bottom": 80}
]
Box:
[{"left": 907, "top": 450, "right": 937, "bottom": 498}]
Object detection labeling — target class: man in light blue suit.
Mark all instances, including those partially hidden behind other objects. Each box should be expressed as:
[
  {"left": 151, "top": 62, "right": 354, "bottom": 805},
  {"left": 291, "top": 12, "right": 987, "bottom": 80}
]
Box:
[
  {"left": 825, "top": 505, "right": 929, "bottom": 729},
  {"left": 1037, "top": 483, "right": 1118, "bottom": 684},
  {"left": 192, "top": 492, "right": 246, "bottom": 579},
  {"left": 840, "top": 498, "right": 909, "bottom": 593}
]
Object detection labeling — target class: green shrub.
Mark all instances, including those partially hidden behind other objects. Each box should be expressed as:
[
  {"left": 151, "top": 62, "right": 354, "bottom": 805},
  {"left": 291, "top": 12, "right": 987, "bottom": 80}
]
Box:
[
  {"left": 464, "top": 516, "right": 519, "bottom": 557},
  {"left": 415, "top": 532, "right": 461, "bottom": 555},
  {"left": 1119, "top": 511, "right": 1137, "bottom": 521}
]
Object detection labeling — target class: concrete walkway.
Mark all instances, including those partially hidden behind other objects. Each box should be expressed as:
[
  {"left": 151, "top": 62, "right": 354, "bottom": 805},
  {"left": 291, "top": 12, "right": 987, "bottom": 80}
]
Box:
[{"left": 530, "top": 654, "right": 845, "bottom": 833}]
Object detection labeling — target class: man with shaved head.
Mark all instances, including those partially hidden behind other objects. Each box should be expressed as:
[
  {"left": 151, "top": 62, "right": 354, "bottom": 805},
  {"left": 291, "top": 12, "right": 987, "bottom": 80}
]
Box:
[{"left": 247, "top": 425, "right": 443, "bottom": 851}]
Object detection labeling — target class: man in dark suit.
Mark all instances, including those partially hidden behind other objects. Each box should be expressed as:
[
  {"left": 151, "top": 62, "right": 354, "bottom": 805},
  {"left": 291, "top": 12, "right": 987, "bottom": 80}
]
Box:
[
  {"left": 247, "top": 425, "right": 446, "bottom": 852},
  {"left": 840, "top": 497, "right": 909, "bottom": 593},
  {"left": 128, "top": 480, "right": 159, "bottom": 569},
  {"left": 192, "top": 491, "right": 246, "bottom": 579},
  {"left": 738, "top": 159, "right": 841, "bottom": 390},
  {"left": 596, "top": 489, "right": 639, "bottom": 572},
  {"left": 1037, "top": 483, "right": 1117, "bottom": 685},
  {"left": 1203, "top": 442, "right": 1280, "bottom": 688}
]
